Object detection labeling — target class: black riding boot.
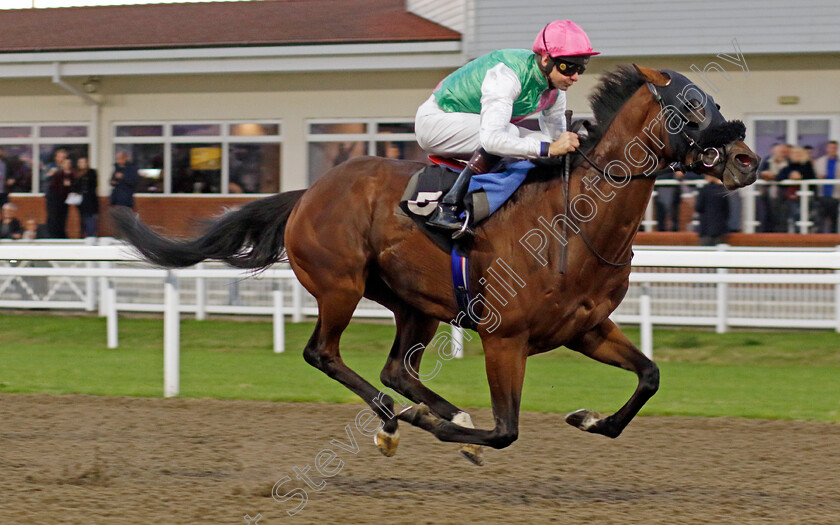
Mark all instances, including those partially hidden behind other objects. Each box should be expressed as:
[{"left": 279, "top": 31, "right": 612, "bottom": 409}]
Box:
[{"left": 426, "top": 149, "right": 500, "bottom": 238}]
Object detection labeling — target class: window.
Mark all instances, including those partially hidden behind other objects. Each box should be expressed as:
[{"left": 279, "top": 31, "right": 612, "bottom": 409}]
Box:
[
  {"left": 749, "top": 115, "right": 838, "bottom": 159},
  {"left": 0, "top": 123, "right": 90, "bottom": 194},
  {"left": 113, "top": 121, "right": 282, "bottom": 194},
  {"left": 306, "top": 119, "right": 427, "bottom": 185}
]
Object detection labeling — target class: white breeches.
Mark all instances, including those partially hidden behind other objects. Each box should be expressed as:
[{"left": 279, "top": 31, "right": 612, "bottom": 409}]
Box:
[{"left": 414, "top": 95, "right": 550, "bottom": 158}]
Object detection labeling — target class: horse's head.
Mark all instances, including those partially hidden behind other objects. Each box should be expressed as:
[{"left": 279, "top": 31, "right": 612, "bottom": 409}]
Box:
[{"left": 634, "top": 66, "right": 759, "bottom": 190}]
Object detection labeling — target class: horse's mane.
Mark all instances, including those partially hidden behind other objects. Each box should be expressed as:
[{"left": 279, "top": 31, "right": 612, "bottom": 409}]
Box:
[
  {"left": 580, "top": 65, "right": 646, "bottom": 150},
  {"left": 528, "top": 65, "right": 645, "bottom": 179}
]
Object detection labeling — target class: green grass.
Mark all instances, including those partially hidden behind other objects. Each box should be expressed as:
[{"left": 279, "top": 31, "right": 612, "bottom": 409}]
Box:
[{"left": 1, "top": 312, "right": 838, "bottom": 422}]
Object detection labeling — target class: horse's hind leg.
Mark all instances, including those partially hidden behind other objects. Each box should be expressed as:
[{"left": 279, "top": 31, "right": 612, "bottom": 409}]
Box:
[
  {"left": 378, "top": 303, "right": 485, "bottom": 464},
  {"left": 301, "top": 287, "right": 404, "bottom": 438},
  {"left": 564, "top": 319, "right": 659, "bottom": 438}
]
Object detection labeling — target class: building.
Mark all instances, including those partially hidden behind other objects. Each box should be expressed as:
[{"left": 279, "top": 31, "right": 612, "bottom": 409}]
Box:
[{"left": 1, "top": 0, "right": 838, "bottom": 236}]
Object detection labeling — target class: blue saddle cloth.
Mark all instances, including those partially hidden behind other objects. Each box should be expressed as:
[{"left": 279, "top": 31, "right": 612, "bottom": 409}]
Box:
[{"left": 467, "top": 159, "right": 534, "bottom": 219}]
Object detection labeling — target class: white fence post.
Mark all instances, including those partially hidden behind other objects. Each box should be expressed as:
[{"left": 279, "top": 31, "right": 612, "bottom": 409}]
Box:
[
  {"left": 743, "top": 184, "right": 757, "bottom": 234},
  {"left": 452, "top": 324, "right": 464, "bottom": 359},
  {"left": 292, "top": 280, "right": 304, "bottom": 323},
  {"left": 273, "top": 281, "right": 285, "bottom": 354},
  {"left": 640, "top": 283, "right": 653, "bottom": 359},
  {"left": 97, "top": 237, "right": 112, "bottom": 316},
  {"left": 106, "top": 280, "right": 118, "bottom": 349},
  {"left": 796, "top": 181, "right": 812, "bottom": 234},
  {"left": 98, "top": 261, "right": 110, "bottom": 317},
  {"left": 716, "top": 244, "right": 729, "bottom": 334},
  {"left": 163, "top": 270, "right": 180, "bottom": 398},
  {"left": 84, "top": 237, "right": 96, "bottom": 312},
  {"left": 195, "top": 262, "right": 206, "bottom": 321}
]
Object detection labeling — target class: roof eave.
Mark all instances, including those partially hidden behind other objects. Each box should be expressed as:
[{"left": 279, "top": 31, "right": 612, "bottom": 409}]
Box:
[{"left": 0, "top": 41, "right": 464, "bottom": 79}]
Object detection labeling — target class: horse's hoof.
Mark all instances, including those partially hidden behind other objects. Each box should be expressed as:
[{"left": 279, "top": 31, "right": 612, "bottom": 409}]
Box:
[
  {"left": 565, "top": 408, "right": 602, "bottom": 432},
  {"left": 451, "top": 412, "right": 484, "bottom": 466},
  {"left": 374, "top": 428, "right": 400, "bottom": 457},
  {"left": 459, "top": 443, "right": 484, "bottom": 466}
]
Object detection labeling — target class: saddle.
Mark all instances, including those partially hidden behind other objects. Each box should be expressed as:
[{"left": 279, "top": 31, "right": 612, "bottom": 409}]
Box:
[{"left": 398, "top": 155, "right": 534, "bottom": 253}]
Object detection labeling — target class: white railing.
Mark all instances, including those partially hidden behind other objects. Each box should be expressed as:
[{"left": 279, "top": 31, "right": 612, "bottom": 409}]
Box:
[
  {"left": 646, "top": 178, "right": 840, "bottom": 234},
  {"left": 3, "top": 241, "right": 840, "bottom": 395}
]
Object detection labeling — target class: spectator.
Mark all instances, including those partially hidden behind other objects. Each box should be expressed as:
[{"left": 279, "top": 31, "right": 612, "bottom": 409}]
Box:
[
  {"left": 655, "top": 170, "right": 683, "bottom": 231},
  {"left": 0, "top": 146, "right": 15, "bottom": 207},
  {"left": 0, "top": 202, "right": 23, "bottom": 239},
  {"left": 42, "top": 148, "right": 67, "bottom": 181},
  {"left": 726, "top": 191, "right": 743, "bottom": 233},
  {"left": 756, "top": 143, "right": 789, "bottom": 232},
  {"left": 21, "top": 218, "right": 41, "bottom": 240},
  {"left": 695, "top": 175, "right": 730, "bottom": 246},
  {"left": 110, "top": 150, "right": 139, "bottom": 209},
  {"left": 815, "top": 141, "right": 839, "bottom": 233},
  {"left": 45, "top": 157, "right": 73, "bottom": 238},
  {"left": 777, "top": 146, "right": 816, "bottom": 232},
  {"left": 73, "top": 157, "right": 99, "bottom": 237}
]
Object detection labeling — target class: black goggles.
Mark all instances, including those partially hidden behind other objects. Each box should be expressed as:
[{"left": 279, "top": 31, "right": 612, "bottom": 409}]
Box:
[{"left": 553, "top": 58, "right": 587, "bottom": 76}]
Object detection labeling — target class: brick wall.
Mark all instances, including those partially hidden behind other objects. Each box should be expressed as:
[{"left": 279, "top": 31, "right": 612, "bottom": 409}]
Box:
[
  {"left": 7, "top": 193, "right": 840, "bottom": 247},
  {"left": 7, "top": 195, "right": 261, "bottom": 239}
]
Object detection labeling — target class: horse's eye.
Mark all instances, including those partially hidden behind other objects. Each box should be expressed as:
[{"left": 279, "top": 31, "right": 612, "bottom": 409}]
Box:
[{"left": 684, "top": 98, "right": 706, "bottom": 122}]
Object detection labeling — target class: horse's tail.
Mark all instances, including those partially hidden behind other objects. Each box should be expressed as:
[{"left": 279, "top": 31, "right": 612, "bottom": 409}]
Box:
[{"left": 111, "top": 189, "right": 306, "bottom": 271}]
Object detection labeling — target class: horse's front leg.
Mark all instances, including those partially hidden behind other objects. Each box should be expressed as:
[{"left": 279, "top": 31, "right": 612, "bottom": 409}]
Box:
[
  {"left": 397, "top": 335, "right": 529, "bottom": 450},
  {"left": 565, "top": 319, "right": 659, "bottom": 438}
]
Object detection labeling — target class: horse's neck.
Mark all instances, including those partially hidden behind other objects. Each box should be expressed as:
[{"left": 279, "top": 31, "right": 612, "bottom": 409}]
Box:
[{"left": 527, "top": 95, "right": 665, "bottom": 263}]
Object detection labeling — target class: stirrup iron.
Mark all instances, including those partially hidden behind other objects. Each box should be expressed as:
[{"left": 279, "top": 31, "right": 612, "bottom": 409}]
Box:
[{"left": 452, "top": 210, "right": 473, "bottom": 240}]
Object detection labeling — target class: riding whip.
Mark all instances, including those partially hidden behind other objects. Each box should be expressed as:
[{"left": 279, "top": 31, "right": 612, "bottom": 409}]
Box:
[{"left": 559, "top": 109, "right": 573, "bottom": 274}]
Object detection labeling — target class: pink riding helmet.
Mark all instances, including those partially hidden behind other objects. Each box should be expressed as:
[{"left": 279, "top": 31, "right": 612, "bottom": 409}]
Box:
[{"left": 533, "top": 20, "right": 599, "bottom": 57}]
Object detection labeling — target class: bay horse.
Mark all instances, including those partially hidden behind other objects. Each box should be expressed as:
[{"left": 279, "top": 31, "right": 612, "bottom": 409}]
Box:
[{"left": 113, "top": 66, "right": 759, "bottom": 465}]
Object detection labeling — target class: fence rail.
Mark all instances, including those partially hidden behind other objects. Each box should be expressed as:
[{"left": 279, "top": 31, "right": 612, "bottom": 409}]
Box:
[
  {"left": 3, "top": 240, "right": 840, "bottom": 396},
  {"left": 645, "top": 178, "right": 840, "bottom": 234}
]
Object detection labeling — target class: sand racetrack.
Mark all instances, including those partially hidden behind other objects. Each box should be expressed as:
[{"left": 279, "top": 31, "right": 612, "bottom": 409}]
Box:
[{"left": 0, "top": 394, "right": 838, "bottom": 524}]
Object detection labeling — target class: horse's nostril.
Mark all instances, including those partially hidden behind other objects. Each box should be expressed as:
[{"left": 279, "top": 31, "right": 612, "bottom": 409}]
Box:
[{"left": 735, "top": 154, "right": 754, "bottom": 167}]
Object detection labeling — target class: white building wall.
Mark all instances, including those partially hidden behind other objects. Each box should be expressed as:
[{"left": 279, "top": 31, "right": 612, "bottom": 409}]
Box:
[
  {"left": 468, "top": 0, "right": 840, "bottom": 58},
  {"left": 407, "top": 0, "right": 466, "bottom": 33}
]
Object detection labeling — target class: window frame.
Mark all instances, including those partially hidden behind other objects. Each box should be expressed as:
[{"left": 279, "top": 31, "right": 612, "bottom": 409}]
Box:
[
  {"left": 0, "top": 122, "right": 91, "bottom": 194},
  {"left": 112, "top": 120, "right": 283, "bottom": 195},
  {"left": 305, "top": 118, "right": 419, "bottom": 183},
  {"left": 745, "top": 113, "right": 840, "bottom": 158}
]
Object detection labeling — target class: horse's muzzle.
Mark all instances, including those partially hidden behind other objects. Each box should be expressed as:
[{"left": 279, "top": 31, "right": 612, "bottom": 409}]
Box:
[{"left": 723, "top": 144, "right": 760, "bottom": 190}]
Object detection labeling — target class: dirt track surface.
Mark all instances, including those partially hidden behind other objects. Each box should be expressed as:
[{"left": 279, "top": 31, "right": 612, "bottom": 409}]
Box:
[{"left": 1, "top": 394, "right": 838, "bottom": 524}]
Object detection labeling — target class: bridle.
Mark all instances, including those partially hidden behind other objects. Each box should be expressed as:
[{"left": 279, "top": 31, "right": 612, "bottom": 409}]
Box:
[
  {"left": 574, "top": 80, "right": 728, "bottom": 184},
  {"left": 562, "top": 72, "right": 733, "bottom": 267}
]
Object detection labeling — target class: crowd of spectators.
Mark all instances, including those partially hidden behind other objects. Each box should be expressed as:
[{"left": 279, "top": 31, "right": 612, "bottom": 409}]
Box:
[
  {"left": 651, "top": 140, "right": 840, "bottom": 240},
  {"left": 755, "top": 141, "right": 838, "bottom": 234},
  {"left": 0, "top": 148, "right": 137, "bottom": 241}
]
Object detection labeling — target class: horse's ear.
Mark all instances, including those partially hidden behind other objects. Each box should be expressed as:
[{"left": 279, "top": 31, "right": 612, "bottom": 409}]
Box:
[{"left": 632, "top": 64, "right": 670, "bottom": 86}]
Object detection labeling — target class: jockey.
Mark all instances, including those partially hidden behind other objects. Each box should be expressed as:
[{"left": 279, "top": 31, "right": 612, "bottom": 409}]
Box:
[{"left": 415, "top": 20, "right": 598, "bottom": 236}]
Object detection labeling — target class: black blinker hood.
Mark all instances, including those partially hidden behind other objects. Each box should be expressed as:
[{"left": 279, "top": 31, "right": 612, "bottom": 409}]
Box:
[{"left": 656, "top": 70, "right": 744, "bottom": 153}]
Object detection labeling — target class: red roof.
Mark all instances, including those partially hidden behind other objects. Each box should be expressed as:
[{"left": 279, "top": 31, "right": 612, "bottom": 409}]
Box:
[{"left": 0, "top": 0, "right": 460, "bottom": 53}]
